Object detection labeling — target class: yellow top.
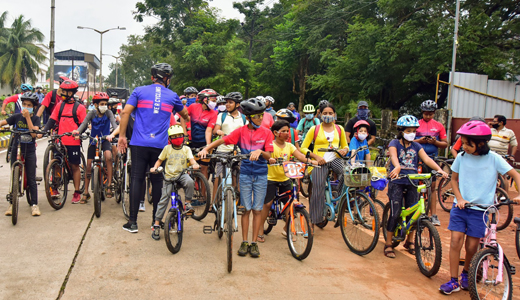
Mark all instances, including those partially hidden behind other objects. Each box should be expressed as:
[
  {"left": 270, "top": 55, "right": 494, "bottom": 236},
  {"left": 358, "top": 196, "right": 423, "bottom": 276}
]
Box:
[
  {"left": 268, "top": 142, "right": 297, "bottom": 182},
  {"left": 158, "top": 145, "right": 194, "bottom": 179},
  {"left": 300, "top": 124, "right": 349, "bottom": 157}
]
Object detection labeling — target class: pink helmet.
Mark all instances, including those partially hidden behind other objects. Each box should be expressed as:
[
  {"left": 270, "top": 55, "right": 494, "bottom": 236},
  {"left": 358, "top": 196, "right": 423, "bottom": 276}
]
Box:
[{"left": 456, "top": 121, "right": 492, "bottom": 140}]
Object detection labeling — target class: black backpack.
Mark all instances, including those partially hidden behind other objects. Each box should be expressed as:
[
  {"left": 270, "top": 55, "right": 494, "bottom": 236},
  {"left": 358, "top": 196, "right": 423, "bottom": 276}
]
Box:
[{"left": 57, "top": 100, "right": 81, "bottom": 127}]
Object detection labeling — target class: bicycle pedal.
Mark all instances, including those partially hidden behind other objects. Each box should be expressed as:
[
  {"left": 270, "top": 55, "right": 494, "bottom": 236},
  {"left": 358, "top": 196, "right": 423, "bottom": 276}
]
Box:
[
  {"left": 267, "top": 217, "right": 277, "bottom": 225},
  {"left": 203, "top": 225, "right": 213, "bottom": 234},
  {"left": 35, "top": 177, "right": 42, "bottom": 182}
]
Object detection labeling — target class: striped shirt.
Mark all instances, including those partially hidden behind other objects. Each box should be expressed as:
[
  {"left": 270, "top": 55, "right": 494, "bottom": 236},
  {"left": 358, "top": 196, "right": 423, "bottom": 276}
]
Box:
[{"left": 488, "top": 127, "right": 518, "bottom": 156}]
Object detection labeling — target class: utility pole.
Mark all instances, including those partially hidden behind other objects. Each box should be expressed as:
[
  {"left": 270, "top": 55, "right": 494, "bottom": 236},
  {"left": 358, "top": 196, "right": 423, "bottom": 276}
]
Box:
[
  {"left": 49, "top": 0, "right": 55, "bottom": 90},
  {"left": 242, "top": 11, "right": 263, "bottom": 99},
  {"left": 445, "top": 0, "right": 460, "bottom": 156},
  {"left": 103, "top": 54, "right": 122, "bottom": 87}
]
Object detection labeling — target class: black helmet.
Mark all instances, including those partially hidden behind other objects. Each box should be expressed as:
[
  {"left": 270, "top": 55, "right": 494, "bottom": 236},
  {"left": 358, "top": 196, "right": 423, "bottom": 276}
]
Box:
[
  {"left": 151, "top": 63, "right": 173, "bottom": 79},
  {"left": 184, "top": 86, "right": 198, "bottom": 95},
  {"left": 20, "top": 92, "right": 39, "bottom": 106},
  {"left": 241, "top": 98, "right": 266, "bottom": 116},
  {"left": 420, "top": 100, "right": 437, "bottom": 112},
  {"left": 223, "top": 92, "right": 243, "bottom": 103}
]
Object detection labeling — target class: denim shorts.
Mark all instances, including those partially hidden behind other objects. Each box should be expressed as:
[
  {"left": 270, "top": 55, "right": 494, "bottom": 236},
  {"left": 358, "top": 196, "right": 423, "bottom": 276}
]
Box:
[
  {"left": 448, "top": 205, "right": 488, "bottom": 238},
  {"left": 239, "top": 173, "right": 267, "bottom": 211}
]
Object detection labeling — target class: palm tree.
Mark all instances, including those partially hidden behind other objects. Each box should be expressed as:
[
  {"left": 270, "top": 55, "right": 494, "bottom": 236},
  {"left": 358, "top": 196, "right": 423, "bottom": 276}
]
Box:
[{"left": 0, "top": 13, "right": 45, "bottom": 93}]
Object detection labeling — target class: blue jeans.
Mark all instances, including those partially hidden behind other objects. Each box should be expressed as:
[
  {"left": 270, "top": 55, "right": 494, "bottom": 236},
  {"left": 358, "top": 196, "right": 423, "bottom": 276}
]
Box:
[{"left": 239, "top": 173, "right": 267, "bottom": 211}]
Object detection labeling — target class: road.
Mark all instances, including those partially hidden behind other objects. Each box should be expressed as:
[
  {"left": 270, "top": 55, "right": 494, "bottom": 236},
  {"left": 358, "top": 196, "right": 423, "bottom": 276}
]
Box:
[{"left": 0, "top": 138, "right": 512, "bottom": 299}]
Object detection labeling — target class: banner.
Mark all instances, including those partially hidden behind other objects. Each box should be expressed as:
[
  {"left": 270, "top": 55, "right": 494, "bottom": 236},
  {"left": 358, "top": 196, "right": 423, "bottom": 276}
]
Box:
[{"left": 54, "top": 61, "right": 88, "bottom": 87}]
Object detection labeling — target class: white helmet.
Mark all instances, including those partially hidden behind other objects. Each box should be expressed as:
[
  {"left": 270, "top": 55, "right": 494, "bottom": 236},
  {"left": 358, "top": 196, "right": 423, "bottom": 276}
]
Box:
[{"left": 265, "top": 96, "right": 275, "bottom": 104}]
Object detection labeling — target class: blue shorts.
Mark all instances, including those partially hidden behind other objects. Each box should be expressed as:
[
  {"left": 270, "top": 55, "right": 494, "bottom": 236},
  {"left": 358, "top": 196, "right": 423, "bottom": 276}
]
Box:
[
  {"left": 448, "top": 205, "right": 488, "bottom": 238},
  {"left": 239, "top": 173, "right": 267, "bottom": 211}
]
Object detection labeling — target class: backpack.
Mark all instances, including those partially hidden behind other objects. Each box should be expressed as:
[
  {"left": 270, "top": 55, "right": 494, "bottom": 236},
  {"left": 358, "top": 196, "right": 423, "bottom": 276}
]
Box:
[
  {"left": 290, "top": 128, "right": 296, "bottom": 145},
  {"left": 303, "top": 118, "right": 317, "bottom": 135},
  {"left": 309, "top": 123, "right": 342, "bottom": 152},
  {"left": 57, "top": 100, "right": 81, "bottom": 127},
  {"left": 47, "top": 89, "right": 58, "bottom": 114},
  {"left": 220, "top": 111, "right": 246, "bottom": 125}
]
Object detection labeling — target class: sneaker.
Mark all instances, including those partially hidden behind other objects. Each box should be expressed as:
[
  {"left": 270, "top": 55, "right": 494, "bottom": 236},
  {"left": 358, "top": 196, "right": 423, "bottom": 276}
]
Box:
[
  {"left": 439, "top": 278, "right": 461, "bottom": 295},
  {"left": 50, "top": 189, "right": 60, "bottom": 199},
  {"left": 238, "top": 242, "right": 250, "bottom": 256},
  {"left": 460, "top": 271, "right": 469, "bottom": 290},
  {"left": 151, "top": 225, "right": 160, "bottom": 240},
  {"left": 431, "top": 215, "right": 441, "bottom": 226},
  {"left": 122, "top": 221, "right": 138, "bottom": 233},
  {"left": 31, "top": 205, "right": 41, "bottom": 216},
  {"left": 5, "top": 204, "right": 12, "bottom": 216},
  {"left": 185, "top": 202, "right": 195, "bottom": 215},
  {"left": 71, "top": 192, "right": 81, "bottom": 204},
  {"left": 250, "top": 243, "right": 260, "bottom": 258},
  {"left": 139, "top": 202, "right": 146, "bottom": 212}
]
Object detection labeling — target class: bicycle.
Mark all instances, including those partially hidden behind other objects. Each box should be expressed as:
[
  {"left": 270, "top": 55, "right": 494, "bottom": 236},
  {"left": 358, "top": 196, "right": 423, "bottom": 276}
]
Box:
[
  {"left": 466, "top": 201, "right": 517, "bottom": 300},
  {"left": 202, "top": 152, "right": 250, "bottom": 273},
  {"left": 263, "top": 159, "right": 314, "bottom": 260},
  {"left": 382, "top": 171, "right": 443, "bottom": 277},
  {"left": 44, "top": 132, "right": 88, "bottom": 210},
  {"left": 514, "top": 215, "right": 520, "bottom": 260},
  {"left": 373, "top": 137, "right": 391, "bottom": 168},
  {"left": 119, "top": 147, "right": 131, "bottom": 220}
]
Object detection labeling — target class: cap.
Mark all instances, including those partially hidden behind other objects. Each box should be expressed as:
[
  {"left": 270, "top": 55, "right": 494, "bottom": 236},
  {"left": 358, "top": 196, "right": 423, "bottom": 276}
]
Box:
[{"left": 358, "top": 101, "right": 368, "bottom": 108}]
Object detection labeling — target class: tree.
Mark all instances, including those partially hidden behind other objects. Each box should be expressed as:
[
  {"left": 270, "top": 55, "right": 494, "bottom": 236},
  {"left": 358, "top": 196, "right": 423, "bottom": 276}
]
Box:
[{"left": 119, "top": 35, "right": 156, "bottom": 90}]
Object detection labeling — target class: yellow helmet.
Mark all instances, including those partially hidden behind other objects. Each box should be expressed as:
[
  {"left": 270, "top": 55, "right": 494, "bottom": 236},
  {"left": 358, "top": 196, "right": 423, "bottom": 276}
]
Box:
[{"left": 168, "top": 125, "right": 184, "bottom": 137}]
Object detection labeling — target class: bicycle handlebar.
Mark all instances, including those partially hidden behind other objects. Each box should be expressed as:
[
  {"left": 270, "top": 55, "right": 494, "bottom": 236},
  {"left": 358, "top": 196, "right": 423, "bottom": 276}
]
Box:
[
  {"left": 318, "top": 145, "right": 368, "bottom": 161},
  {"left": 464, "top": 199, "right": 514, "bottom": 210},
  {"left": 148, "top": 166, "right": 194, "bottom": 183},
  {"left": 391, "top": 170, "right": 445, "bottom": 188}
]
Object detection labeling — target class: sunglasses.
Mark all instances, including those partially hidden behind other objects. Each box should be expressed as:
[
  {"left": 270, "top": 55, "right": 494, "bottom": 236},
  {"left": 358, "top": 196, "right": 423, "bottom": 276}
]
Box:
[{"left": 250, "top": 113, "right": 264, "bottom": 119}]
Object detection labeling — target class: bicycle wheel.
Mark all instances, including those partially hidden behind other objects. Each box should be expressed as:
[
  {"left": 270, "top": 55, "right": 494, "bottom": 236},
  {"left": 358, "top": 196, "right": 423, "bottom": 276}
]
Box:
[
  {"left": 495, "top": 187, "right": 513, "bottom": 231},
  {"left": 11, "top": 165, "right": 20, "bottom": 225},
  {"left": 5, "top": 136, "right": 12, "bottom": 163},
  {"left": 191, "top": 170, "right": 211, "bottom": 221},
  {"left": 79, "top": 153, "right": 86, "bottom": 193},
  {"left": 371, "top": 198, "right": 385, "bottom": 227},
  {"left": 436, "top": 160, "right": 452, "bottom": 188},
  {"left": 468, "top": 247, "right": 513, "bottom": 300},
  {"left": 146, "top": 177, "right": 152, "bottom": 204},
  {"left": 26, "top": 187, "right": 32, "bottom": 206},
  {"left": 225, "top": 188, "right": 234, "bottom": 273},
  {"left": 497, "top": 174, "right": 507, "bottom": 191},
  {"left": 263, "top": 209, "right": 275, "bottom": 235},
  {"left": 43, "top": 143, "right": 55, "bottom": 179},
  {"left": 340, "top": 191, "right": 380, "bottom": 256},
  {"left": 415, "top": 219, "right": 442, "bottom": 277},
  {"left": 374, "top": 156, "right": 385, "bottom": 168},
  {"left": 93, "top": 166, "right": 102, "bottom": 218},
  {"left": 287, "top": 206, "right": 313, "bottom": 260},
  {"left": 45, "top": 159, "right": 68, "bottom": 210},
  {"left": 300, "top": 173, "right": 311, "bottom": 198},
  {"left": 114, "top": 155, "right": 123, "bottom": 204},
  {"left": 121, "top": 159, "right": 131, "bottom": 220},
  {"left": 437, "top": 177, "right": 454, "bottom": 212},
  {"left": 381, "top": 202, "right": 400, "bottom": 248},
  {"left": 164, "top": 208, "right": 183, "bottom": 254},
  {"left": 516, "top": 222, "right": 520, "bottom": 260}
]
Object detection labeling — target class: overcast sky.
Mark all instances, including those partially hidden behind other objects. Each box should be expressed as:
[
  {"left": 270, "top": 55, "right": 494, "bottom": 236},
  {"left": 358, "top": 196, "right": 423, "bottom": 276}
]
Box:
[{"left": 2, "top": 0, "right": 246, "bottom": 76}]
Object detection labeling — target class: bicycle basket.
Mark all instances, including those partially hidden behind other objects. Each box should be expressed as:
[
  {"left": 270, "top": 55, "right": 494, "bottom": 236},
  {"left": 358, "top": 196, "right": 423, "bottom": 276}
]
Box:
[
  {"left": 344, "top": 161, "right": 372, "bottom": 187},
  {"left": 283, "top": 161, "right": 305, "bottom": 179}
]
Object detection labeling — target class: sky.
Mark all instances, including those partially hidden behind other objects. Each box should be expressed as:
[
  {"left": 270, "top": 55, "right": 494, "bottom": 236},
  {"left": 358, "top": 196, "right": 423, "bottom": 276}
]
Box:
[{"left": 2, "top": 0, "right": 245, "bottom": 77}]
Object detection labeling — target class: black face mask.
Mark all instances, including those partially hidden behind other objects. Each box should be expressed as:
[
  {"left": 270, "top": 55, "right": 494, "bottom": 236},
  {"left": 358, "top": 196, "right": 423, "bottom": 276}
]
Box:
[
  {"left": 111, "top": 108, "right": 117, "bottom": 114},
  {"left": 492, "top": 123, "right": 500, "bottom": 129}
]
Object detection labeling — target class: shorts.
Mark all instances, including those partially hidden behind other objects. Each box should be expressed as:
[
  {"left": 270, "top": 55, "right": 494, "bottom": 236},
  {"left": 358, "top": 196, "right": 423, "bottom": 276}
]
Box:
[
  {"left": 239, "top": 173, "right": 267, "bottom": 211},
  {"left": 420, "top": 160, "right": 437, "bottom": 182},
  {"left": 87, "top": 140, "right": 112, "bottom": 160},
  {"left": 264, "top": 180, "right": 293, "bottom": 204},
  {"left": 65, "top": 146, "right": 81, "bottom": 165},
  {"left": 191, "top": 141, "right": 209, "bottom": 166},
  {"left": 448, "top": 205, "right": 488, "bottom": 238}
]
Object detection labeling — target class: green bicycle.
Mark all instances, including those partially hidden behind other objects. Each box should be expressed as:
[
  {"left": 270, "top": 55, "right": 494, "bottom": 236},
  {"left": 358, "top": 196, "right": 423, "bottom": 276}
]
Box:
[{"left": 382, "top": 171, "right": 443, "bottom": 277}]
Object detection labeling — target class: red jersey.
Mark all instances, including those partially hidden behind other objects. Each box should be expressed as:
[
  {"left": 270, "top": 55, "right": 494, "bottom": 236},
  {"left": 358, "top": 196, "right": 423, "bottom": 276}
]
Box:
[
  {"left": 261, "top": 112, "right": 274, "bottom": 129},
  {"left": 50, "top": 102, "right": 87, "bottom": 146}
]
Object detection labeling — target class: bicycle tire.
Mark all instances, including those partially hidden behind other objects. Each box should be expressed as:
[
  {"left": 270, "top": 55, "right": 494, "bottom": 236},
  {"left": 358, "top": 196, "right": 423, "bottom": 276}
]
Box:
[
  {"left": 45, "top": 159, "right": 68, "bottom": 210},
  {"left": 43, "top": 143, "right": 55, "bottom": 180},
  {"left": 468, "top": 247, "right": 513, "bottom": 300},
  {"left": 121, "top": 158, "right": 131, "bottom": 220},
  {"left": 226, "top": 188, "right": 234, "bottom": 273},
  {"left": 437, "top": 177, "right": 454, "bottom": 212},
  {"left": 78, "top": 152, "right": 86, "bottom": 194},
  {"left": 263, "top": 209, "right": 275, "bottom": 235},
  {"left": 114, "top": 155, "right": 123, "bottom": 204},
  {"left": 495, "top": 187, "right": 513, "bottom": 231},
  {"left": 381, "top": 202, "right": 400, "bottom": 248},
  {"left": 340, "top": 192, "right": 380, "bottom": 256},
  {"left": 146, "top": 177, "right": 152, "bottom": 204},
  {"left": 5, "top": 136, "right": 11, "bottom": 163},
  {"left": 26, "top": 187, "right": 32, "bottom": 206},
  {"left": 436, "top": 159, "right": 452, "bottom": 188},
  {"left": 497, "top": 174, "right": 507, "bottom": 191},
  {"left": 374, "top": 156, "right": 385, "bottom": 168},
  {"left": 191, "top": 170, "right": 211, "bottom": 221},
  {"left": 164, "top": 209, "right": 183, "bottom": 254},
  {"left": 287, "top": 206, "right": 313, "bottom": 260},
  {"left": 516, "top": 224, "right": 520, "bottom": 260},
  {"left": 93, "top": 166, "right": 101, "bottom": 218},
  {"left": 11, "top": 165, "right": 20, "bottom": 225},
  {"left": 300, "top": 173, "right": 310, "bottom": 198},
  {"left": 371, "top": 198, "right": 385, "bottom": 227},
  {"left": 415, "top": 219, "right": 442, "bottom": 277}
]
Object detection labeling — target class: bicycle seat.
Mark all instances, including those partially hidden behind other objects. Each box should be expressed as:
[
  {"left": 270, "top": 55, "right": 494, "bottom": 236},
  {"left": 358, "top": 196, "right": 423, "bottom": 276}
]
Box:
[
  {"left": 514, "top": 217, "right": 520, "bottom": 225},
  {"left": 407, "top": 173, "right": 431, "bottom": 180},
  {"left": 445, "top": 159, "right": 454, "bottom": 164}
]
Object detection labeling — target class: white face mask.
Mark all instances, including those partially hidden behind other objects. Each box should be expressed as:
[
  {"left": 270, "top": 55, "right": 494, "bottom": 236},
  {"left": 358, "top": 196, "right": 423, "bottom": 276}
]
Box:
[
  {"left": 403, "top": 132, "right": 416, "bottom": 142},
  {"left": 98, "top": 105, "right": 108, "bottom": 114},
  {"left": 357, "top": 133, "right": 368, "bottom": 141},
  {"left": 218, "top": 105, "right": 226, "bottom": 112},
  {"left": 207, "top": 101, "right": 217, "bottom": 110}
]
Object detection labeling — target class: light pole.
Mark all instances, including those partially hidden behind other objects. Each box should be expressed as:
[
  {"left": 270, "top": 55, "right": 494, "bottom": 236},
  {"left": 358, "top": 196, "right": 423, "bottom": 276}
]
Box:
[
  {"left": 77, "top": 26, "right": 126, "bottom": 89},
  {"left": 49, "top": 0, "right": 55, "bottom": 90},
  {"left": 103, "top": 54, "right": 122, "bottom": 87},
  {"left": 445, "top": 0, "right": 460, "bottom": 156}
]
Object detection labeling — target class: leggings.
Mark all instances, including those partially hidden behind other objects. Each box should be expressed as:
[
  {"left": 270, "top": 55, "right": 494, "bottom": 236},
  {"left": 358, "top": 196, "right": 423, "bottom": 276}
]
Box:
[
  {"left": 386, "top": 182, "right": 419, "bottom": 232},
  {"left": 10, "top": 145, "right": 38, "bottom": 205},
  {"left": 309, "top": 158, "right": 344, "bottom": 224}
]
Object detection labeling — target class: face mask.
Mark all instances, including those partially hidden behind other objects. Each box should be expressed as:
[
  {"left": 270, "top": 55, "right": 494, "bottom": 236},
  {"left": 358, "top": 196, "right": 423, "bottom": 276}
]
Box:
[
  {"left": 98, "top": 106, "right": 108, "bottom": 114},
  {"left": 170, "top": 137, "right": 184, "bottom": 147},
  {"left": 218, "top": 105, "right": 226, "bottom": 112},
  {"left": 23, "top": 107, "right": 33, "bottom": 114},
  {"left": 206, "top": 101, "right": 217, "bottom": 110},
  {"left": 251, "top": 121, "right": 261, "bottom": 129},
  {"left": 111, "top": 108, "right": 117, "bottom": 114},
  {"left": 278, "top": 131, "right": 290, "bottom": 141},
  {"left": 357, "top": 109, "right": 369, "bottom": 120},
  {"left": 492, "top": 123, "right": 500, "bottom": 129},
  {"left": 322, "top": 115, "right": 334, "bottom": 124},
  {"left": 357, "top": 133, "right": 367, "bottom": 141},
  {"left": 403, "top": 132, "right": 416, "bottom": 142},
  {"left": 306, "top": 114, "right": 314, "bottom": 120}
]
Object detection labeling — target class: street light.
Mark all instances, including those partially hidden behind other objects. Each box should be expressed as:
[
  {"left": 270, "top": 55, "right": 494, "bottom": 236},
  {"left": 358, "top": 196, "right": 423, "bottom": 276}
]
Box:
[
  {"left": 103, "top": 54, "right": 122, "bottom": 87},
  {"left": 77, "top": 26, "right": 126, "bottom": 89}
]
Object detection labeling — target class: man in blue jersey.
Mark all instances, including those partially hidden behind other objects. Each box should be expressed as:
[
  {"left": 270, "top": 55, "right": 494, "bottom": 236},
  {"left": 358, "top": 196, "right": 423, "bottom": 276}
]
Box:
[{"left": 117, "top": 63, "right": 190, "bottom": 233}]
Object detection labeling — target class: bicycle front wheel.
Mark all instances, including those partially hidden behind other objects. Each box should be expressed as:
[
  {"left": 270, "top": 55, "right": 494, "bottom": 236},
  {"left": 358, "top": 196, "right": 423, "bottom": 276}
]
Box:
[
  {"left": 165, "top": 209, "right": 183, "bottom": 254},
  {"left": 43, "top": 143, "right": 55, "bottom": 176},
  {"left": 11, "top": 165, "right": 20, "bottom": 225},
  {"left": 371, "top": 198, "right": 385, "bottom": 228},
  {"left": 79, "top": 153, "right": 86, "bottom": 194},
  {"left": 121, "top": 160, "right": 130, "bottom": 220},
  {"left": 191, "top": 170, "right": 211, "bottom": 221},
  {"left": 225, "top": 189, "right": 234, "bottom": 273},
  {"left": 381, "top": 202, "right": 400, "bottom": 248},
  {"left": 93, "top": 166, "right": 102, "bottom": 218},
  {"left": 516, "top": 221, "right": 520, "bottom": 260},
  {"left": 45, "top": 159, "right": 68, "bottom": 210},
  {"left": 299, "top": 173, "right": 311, "bottom": 198},
  {"left": 495, "top": 187, "right": 513, "bottom": 231},
  {"left": 287, "top": 206, "right": 313, "bottom": 260},
  {"left": 415, "top": 219, "right": 442, "bottom": 277},
  {"left": 437, "top": 177, "right": 454, "bottom": 212},
  {"left": 469, "top": 247, "right": 513, "bottom": 300}
]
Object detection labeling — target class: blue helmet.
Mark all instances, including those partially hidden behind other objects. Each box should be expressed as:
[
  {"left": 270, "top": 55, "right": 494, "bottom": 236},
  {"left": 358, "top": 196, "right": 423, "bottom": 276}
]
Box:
[
  {"left": 21, "top": 83, "right": 33, "bottom": 92},
  {"left": 397, "top": 115, "right": 419, "bottom": 128}
]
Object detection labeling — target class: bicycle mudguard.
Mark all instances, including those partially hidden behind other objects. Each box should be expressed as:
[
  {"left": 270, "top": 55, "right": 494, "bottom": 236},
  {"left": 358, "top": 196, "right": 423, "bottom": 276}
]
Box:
[
  {"left": 407, "top": 173, "right": 432, "bottom": 180},
  {"left": 325, "top": 202, "right": 335, "bottom": 221}
]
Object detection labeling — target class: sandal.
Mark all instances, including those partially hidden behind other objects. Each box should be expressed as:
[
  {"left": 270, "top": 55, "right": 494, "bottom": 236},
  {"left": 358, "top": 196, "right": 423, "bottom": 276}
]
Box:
[
  {"left": 403, "top": 241, "right": 415, "bottom": 255},
  {"left": 384, "top": 245, "right": 396, "bottom": 258},
  {"left": 80, "top": 193, "right": 90, "bottom": 204},
  {"left": 257, "top": 235, "right": 265, "bottom": 243},
  {"left": 106, "top": 188, "right": 114, "bottom": 198}
]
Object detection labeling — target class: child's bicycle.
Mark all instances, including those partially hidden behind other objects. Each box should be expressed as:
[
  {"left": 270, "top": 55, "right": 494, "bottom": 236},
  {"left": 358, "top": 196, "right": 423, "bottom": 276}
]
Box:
[
  {"left": 263, "top": 159, "right": 315, "bottom": 260},
  {"left": 465, "top": 201, "right": 516, "bottom": 300},
  {"left": 202, "top": 152, "right": 250, "bottom": 273},
  {"left": 373, "top": 137, "right": 391, "bottom": 168},
  {"left": 382, "top": 171, "right": 443, "bottom": 277}
]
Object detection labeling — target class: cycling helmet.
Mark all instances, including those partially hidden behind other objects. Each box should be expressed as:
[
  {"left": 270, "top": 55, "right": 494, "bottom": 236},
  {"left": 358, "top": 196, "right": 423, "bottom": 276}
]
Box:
[
  {"left": 241, "top": 98, "right": 266, "bottom": 116},
  {"left": 396, "top": 115, "right": 419, "bottom": 128},
  {"left": 353, "top": 120, "right": 370, "bottom": 131},
  {"left": 223, "top": 92, "right": 243, "bottom": 103},
  {"left": 303, "top": 104, "right": 315, "bottom": 113},
  {"left": 264, "top": 96, "right": 275, "bottom": 104},
  {"left": 216, "top": 95, "right": 226, "bottom": 104},
  {"left": 20, "top": 83, "right": 33, "bottom": 92},
  {"left": 275, "top": 108, "right": 296, "bottom": 123},
  {"left": 58, "top": 76, "right": 69, "bottom": 84},
  {"left": 197, "top": 89, "right": 218, "bottom": 102},
  {"left": 35, "top": 85, "right": 43, "bottom": 89},
  {"left": 288, "top": 102, "right": 295, "bottom": 107},
  {"left": 420, "top": 100, "right": 437, "bottom": 112},
  {"left": 151, "top": 63, "right": 173, "bottom": 79},
  {"left": 184, "top": 86, "right": 198, "bottom": 95},
  {"left": 60, "top": 79, "right": 79, "bottom": 92},
  {"left": 456, "top": 121, "right": 491, "bottom": 141},
  {"left": 469, "top": 116, "right": 485, "bottom": 122},
  {"left": 108, "top": 98, "right": 121, "bottom": 105},
  {"left": 179, "top": 95, "right": 186, "bottom": 100},
  {"left": 92, "top": 92, "right": 110, "bottom": 104},
  {"left": 168, "top": 125, "right": 184, "bottom": 137},
  {"left": 318, "top": 100, "right": 330, "bottom": 107},
  {"left": 20, "top": 92, "right": 39, "bottom": 106},
  {"left": 256, "top": 96, "right": 265, "bottom": 104}
]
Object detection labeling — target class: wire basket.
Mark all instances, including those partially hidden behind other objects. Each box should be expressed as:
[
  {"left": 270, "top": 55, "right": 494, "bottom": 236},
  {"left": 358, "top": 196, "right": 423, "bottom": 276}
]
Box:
[{"left": 344, "top": 160, "right": 372, "bottom": 187}]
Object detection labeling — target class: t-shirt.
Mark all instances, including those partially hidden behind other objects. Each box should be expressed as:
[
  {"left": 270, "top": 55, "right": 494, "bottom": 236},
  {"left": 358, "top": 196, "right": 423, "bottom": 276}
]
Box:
[
  {"left": 4, "top": 94, "right": 22, "bottom": 114},
  {"left": 158, "top": 145, "right": 194, "bottom": 179},
  {"left": 453, "top": 136, "right": 462, "bottom": 152},
  {"left": 127, "top": 84, "right": 184, "bottom": 149},
  {"left": 223, "top": 125, "right": 274, "bottom": 176},
  {"left": 77, "top": 110, "right": 118, "bottom": 146},
  {"left": 50, "top": 101, "right": 87, "bottom": 146},
  {"left": 416, "top": 119, "right": 447, "bottom": 156},
  {"left": 265, "top": 107, "right": 276, "bottom": 119},
  {"left": 261, "top": 112, "right": 275, "bottom": 129},
  {"left": 388, "top": 139, "right": 423, "bottom": 185},
  {"left": 215, "top": 111, "right": 247, "bottom": 152},
  {"left": 268, "top": 142, "right": 297, "bottom": 182},
  {"left": 297, "top": 117, "right": 321, "bottom": 139},
  {"left": 187, "top": 103, "right": 217, "bottom": 143},
  {"left": 345, "top": 116, "right": 377, "bottom": 140},
  {"left": 290, "top": 110, "right": 300, "bottom": 128},
  {"left": 41, "top": 90, "right": 61, "bottom": 113},
  {"left": 349, "top": 137, "right": 370, "bottom": 161},
  {"left": 488, "top": 127, "right": 518, "bottom": 156},
  {"left": 452, "top": 151, "right": 512, "bottom": 209},
  {"left": 6, "top": 113, "right": 40, "bottom": 152}
]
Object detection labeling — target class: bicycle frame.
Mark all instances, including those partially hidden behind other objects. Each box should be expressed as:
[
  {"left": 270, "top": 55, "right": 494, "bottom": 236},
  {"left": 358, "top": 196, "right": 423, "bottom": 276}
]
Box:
[
  {"left": 480, "top": 209, "right": 505, "bottom": 284},
  {"left": 217, "top": 161, "right": 238, "bottom": 232},
  {"left": 269, "top": 178, "right": 307, "bottom": 236},
  {"left": 8, "top": 135, "right": 25, "bottom": 198},
  {"left": 168, "top": 179, "right": 184, "bottom": 232}
]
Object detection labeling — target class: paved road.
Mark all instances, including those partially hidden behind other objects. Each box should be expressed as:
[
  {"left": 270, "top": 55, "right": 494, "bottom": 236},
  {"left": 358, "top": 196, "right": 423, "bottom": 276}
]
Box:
[{"left": 0, "top": 138, "right": 494, "bottom": 299}]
